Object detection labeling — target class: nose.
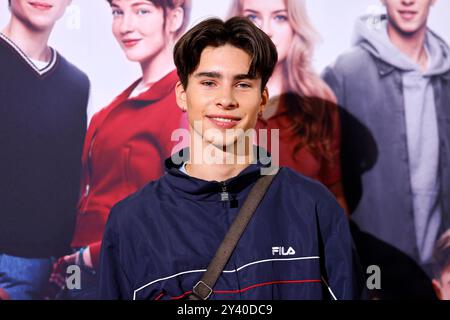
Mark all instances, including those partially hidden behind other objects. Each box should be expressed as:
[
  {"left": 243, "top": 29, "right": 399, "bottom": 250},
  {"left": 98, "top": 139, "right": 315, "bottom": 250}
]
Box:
[
  {"left": 119, "top": 12, "right": 135, "bottom": 35},
  {"left": 216, "top": 86, "right": 238, "bottom": 110},
  {"left": 261, "top": 19, "right": 273, "bottom": 38},
  {"left": 401, "top": 0, "right": 415, "bottom": 6}
]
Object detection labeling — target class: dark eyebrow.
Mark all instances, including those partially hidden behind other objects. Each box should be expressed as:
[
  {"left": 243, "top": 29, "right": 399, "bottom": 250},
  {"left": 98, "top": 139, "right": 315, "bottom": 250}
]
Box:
[
  {"left": 234, "top": 74, "right": 256, "bottom": 81},
  {"left": 194, "top": 72, "right": 256, "bottom": 81},
  {"left": 194, "top": 72, "right": 222, "bottom": 79}
]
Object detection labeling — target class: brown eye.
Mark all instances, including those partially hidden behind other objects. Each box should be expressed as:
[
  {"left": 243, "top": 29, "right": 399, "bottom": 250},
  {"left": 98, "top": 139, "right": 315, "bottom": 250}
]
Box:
[
  {"left": 202, "top": 81, "right": 215, "bottom": 87},
  {"left": 236, "top": 82, "right": 251, "bottom": 88}
]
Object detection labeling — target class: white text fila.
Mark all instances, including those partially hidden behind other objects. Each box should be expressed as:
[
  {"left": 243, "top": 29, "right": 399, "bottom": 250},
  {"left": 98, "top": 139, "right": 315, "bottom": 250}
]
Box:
[{"left": 272, "top": 247, "right": 296, "bottom": 256}]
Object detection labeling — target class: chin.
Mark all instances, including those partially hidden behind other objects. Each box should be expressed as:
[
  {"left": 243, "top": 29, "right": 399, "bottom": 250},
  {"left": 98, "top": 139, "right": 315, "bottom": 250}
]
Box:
[
  {"left": 28, "top": 19, "right": 55, "bottom": 31},
  {"left": 395, "top": 19, "right": 425, "bottom": 34},
  {"left": 122, "top": 51, "right": 147, "bottom": 63},
  {"left": 123, "top": 54, "right": 141, "bottom": 62},
  {"left": 400, "top": 26, "right": 423, "bottom": 36},
  {"left": 204, "top": 135, "right": 237, "bottom": 150}
]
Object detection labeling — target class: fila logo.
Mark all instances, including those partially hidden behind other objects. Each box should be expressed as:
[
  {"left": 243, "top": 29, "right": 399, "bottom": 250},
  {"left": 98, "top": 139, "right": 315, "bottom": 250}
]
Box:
[{"left": 272, "top": 246, "right": 296, "bottom": 256}]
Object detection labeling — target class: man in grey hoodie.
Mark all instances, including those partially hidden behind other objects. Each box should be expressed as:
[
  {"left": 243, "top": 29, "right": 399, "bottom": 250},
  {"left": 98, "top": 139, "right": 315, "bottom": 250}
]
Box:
[{"left": 323, "top": 0, "right": 450, "bottom": 299}]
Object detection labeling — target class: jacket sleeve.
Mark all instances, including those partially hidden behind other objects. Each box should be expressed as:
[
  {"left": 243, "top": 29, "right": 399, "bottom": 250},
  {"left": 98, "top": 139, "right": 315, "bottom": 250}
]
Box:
[
  {"left": 318, "top": 102, "right": 342, "bottom": 188},
  {"left": 89, "top": 241, "right": 102, "bottom": 270},
  {"left": 316, "top": 192, "right": 365, "bottom": 300},
  {"left": 98, "top": 207, "right": 133, "bottom": 300},
  {"left": 322, "top": 66, "right": 345, "bottom": 108}
]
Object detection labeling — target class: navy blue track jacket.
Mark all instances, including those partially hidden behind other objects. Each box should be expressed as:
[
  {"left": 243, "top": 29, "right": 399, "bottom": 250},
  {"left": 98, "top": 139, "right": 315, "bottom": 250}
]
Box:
[{"left": 99, "top": 150, "right": 357, "bottom": 300}]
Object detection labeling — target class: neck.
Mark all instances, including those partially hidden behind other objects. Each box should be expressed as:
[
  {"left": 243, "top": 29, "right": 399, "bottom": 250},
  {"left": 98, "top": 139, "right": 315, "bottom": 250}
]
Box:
[
  {"left": 267, "top": 63, "right": 284, "bottom": 98},
  {"left": 186, "top": 134, "right": 255, "bottom": 182},
  {"left": 2, "top": 18, "right": 52, "bottom": 61},
  {"left": 263, "top": 63, "right": 284, "bottom": 119},
  {"left": 387, "top": 23, "right": 428, "bottom": 71},
  {"left": 140, "top": 45, "right": 176, "bottom": 86}
]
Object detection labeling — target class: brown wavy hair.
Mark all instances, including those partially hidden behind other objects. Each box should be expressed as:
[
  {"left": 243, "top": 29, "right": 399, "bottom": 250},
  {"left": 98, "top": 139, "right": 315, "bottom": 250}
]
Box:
[
  {"left": 229, "top": 0, "right": 338, "bottom": 161},
  {"left": 174, "top": 17, "right": 278, "bottom": 91}
]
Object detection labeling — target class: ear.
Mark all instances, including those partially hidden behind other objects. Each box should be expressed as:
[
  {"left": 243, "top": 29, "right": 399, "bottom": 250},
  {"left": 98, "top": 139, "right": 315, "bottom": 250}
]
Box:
[
  {"left": 432, "top": 279, "right": 443, "bottom": 300},
  {"left": 168, "top": 7, "right": 184, "bottom": 34},
  {"left": 431, "top": 0, "right": 437, "bottom": 6},
  {"left": 380, "top": 0, "right": 386, "bottom": 6},
  {"left": 259, "top": 87, "right": 269, "bottom": 114},
  {"left": 175, "top": 81, "right": 188, "bottom": 112}
]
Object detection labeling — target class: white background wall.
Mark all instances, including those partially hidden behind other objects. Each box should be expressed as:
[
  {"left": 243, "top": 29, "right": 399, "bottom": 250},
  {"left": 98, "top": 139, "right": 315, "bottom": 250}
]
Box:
[{"left": 1, "top": 0, "right": 449, "bottom": 120}]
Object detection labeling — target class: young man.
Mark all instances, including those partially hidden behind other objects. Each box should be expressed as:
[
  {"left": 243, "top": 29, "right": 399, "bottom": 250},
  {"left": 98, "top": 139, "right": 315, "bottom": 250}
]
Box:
[
  {"left": 431, "top": 229, "right": 450, "bottom": 300},
  {"left": 98, "top": 17, "right": 358, "bottom": 300},
  {"left": 322, "top": 0, "right": 450, "bottom": 298},
  {"left": 0, "top": 0, "right": 89, "bottom": 299}
]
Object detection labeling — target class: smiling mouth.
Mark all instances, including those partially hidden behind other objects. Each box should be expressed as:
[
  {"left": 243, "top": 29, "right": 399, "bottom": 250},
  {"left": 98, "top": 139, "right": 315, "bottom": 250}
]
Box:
[
  {"left": 29, "top": 1, "right": 53, "bottom": 10},
  {"left": 122, "top": 39, "right": 141, "bottom": 48},
  {"left": 206, "top": 115, "right": 242, "bottom": 129},
  {"left": 398, "top": 10, "right": 417, "bottom": 20}
]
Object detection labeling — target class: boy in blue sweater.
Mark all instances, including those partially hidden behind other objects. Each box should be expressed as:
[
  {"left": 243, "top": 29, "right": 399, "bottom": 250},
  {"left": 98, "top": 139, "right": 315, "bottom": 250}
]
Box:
[{"left": 0, "top": 0, "right": 89, "bottom": 300}]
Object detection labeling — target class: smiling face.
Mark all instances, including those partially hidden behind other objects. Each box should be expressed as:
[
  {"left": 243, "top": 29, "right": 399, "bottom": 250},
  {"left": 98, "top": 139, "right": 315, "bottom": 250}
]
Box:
[
  {"left": 176, "top": 44, "right": 268, "bottom": 149},
  {"left": 240, "top": 0, "right": 294, "bottom": 64},
  {"left": 9, "top": 0, "right": 71, "bottom": 32},
  {"left": 110, "top": 0, "right": 170, "bottom": 63},
  {"left": 381, "top": 0, "right": 436, "bottom": 36}
]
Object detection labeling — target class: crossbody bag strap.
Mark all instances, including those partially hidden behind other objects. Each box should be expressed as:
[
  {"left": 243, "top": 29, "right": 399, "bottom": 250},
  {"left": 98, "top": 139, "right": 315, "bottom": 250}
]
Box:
[{"left": 189, "top": 168, "right": 280, "bottom": 300}]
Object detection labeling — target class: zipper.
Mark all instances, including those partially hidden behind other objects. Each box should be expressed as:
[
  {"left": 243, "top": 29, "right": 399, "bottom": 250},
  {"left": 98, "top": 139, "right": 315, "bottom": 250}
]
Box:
[
  {"left": 219, "top": 181, "right": 229, "bottom": 202},
  {"left": 83, "top": 133, "right": 97, "bottom": 200},
  {"left": 81, "top": 101, "right": 123, "bottom": 205},
  {"left": 84, "top": 184, "right": 90, "bottom": 197}
]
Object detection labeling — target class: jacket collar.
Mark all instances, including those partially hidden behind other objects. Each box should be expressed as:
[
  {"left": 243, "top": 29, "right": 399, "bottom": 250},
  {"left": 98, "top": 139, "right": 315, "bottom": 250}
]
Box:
[
  {"left": 373, "top": 55, "right": 450, "bottom": 80},
  {"left": 0, "top": 32, "right": 58, "bottom": 78},
  {"left": 91, "top": 69, "right": 179, "bottom": 135},
  {"left": 163, "top": 147, "right": 273, "bottom": 202},
  {"left": 119, "top": 69, "right": 179, "bottom": 104},
  {"left": 373, "top": 57, "right": 396, "bottom": 77}
]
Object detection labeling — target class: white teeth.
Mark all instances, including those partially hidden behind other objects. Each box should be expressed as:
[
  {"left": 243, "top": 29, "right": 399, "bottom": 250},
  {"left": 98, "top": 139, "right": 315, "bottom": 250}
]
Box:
[{"left": 211, "top": 117, "right": 235, "bottom": 122}]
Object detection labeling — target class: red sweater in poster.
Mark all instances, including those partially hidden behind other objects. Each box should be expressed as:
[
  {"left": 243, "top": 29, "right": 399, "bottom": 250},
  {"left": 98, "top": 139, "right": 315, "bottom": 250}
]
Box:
[
  {"left": 256, "top": 95, "right": 341, "bottom": 189},
  {"left": 71, "top": 70, "right": 186, "bottom": 267}
]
